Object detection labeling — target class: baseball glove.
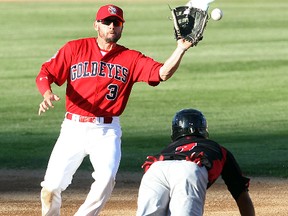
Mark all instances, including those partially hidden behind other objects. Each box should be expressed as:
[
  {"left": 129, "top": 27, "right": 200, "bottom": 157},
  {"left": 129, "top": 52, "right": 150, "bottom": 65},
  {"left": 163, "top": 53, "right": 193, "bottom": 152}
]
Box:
[{"left": 171, "top": 6, "right": 209, "bottom": 46}]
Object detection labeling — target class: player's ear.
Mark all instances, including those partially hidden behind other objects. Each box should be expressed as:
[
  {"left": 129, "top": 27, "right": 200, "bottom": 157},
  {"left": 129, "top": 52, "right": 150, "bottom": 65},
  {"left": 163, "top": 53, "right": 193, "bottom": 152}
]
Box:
[{"left": 93, "top": 21, "right": 99, "bottom": 31}]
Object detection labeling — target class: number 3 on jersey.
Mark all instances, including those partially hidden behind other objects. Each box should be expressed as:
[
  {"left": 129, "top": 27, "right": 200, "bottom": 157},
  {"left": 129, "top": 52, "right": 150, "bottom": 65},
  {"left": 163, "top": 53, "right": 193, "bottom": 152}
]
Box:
[{"left": 106, "top": 84, "right": 119, "bottom": 100}]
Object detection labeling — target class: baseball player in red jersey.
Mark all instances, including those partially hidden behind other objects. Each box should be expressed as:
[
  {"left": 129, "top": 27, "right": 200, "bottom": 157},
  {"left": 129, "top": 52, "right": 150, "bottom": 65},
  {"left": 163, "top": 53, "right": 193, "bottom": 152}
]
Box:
[
  {"left": 136, "top": 108, "right": 255, "bottom": 216},
  {"left": 36, "top": 4, "right": 195, "bottom": 216}
]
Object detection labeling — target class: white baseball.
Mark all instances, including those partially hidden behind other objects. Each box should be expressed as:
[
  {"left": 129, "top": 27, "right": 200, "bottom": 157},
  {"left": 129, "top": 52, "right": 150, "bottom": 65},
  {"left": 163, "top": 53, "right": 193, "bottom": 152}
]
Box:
[{"left": 211, "top": 8, "right": 223, "bottom": 21}]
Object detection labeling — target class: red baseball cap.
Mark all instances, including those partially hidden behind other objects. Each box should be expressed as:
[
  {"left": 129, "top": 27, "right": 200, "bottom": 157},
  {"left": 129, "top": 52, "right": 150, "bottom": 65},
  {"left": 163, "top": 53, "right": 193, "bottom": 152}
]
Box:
[{"left": 96, "top": 5, "right": 125, "bottom": 22}]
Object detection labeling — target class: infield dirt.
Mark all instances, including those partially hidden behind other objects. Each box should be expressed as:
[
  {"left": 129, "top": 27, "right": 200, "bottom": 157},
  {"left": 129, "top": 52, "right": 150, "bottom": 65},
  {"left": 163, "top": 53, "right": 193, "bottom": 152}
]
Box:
[{"left": 0, "top": 169, "right": 287, "bottom": 216}]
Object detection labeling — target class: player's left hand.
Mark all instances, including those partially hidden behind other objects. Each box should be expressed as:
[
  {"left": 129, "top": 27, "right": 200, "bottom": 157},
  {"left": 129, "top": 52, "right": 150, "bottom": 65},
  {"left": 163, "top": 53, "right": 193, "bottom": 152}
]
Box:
[{"left": 172, "top": 5, "right": 209, "bottom": 47}]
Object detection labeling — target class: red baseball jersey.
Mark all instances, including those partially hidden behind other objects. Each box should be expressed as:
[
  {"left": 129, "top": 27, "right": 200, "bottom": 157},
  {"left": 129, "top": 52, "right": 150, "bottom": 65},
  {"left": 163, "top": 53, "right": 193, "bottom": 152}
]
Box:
[{"left": 36, "top": 37, "right": 163, "bottom": 117}]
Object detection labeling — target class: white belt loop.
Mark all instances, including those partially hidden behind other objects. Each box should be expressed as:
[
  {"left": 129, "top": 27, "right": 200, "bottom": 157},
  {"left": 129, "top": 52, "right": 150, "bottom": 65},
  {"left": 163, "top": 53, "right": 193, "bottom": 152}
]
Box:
[
  {"left": 72, "top": 114, "right": 80, "bottom": 122},
  {"left": 96, "top": 117, "right": 101, "bottom": 124}
]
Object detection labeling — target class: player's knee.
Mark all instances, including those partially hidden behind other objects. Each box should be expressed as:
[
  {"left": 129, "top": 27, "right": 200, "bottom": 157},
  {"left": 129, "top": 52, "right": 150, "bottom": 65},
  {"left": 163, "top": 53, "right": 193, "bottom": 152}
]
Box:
[
  {"left": 41, "top": 187, "right": 61, "bottom": 204},
  {"left": 41, "top": 187, "right": 62, "bottom": 216},
  {"left": 41, "top": 188, "right": 53, "bottom": 207}
]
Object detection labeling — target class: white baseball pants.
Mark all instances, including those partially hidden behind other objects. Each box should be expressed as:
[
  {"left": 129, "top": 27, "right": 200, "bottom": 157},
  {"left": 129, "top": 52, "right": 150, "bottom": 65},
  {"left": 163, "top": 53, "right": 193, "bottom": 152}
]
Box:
[
  {"left": 40, "top": 117, "right": 122, "bottom": 216},
  {"left": 137, "top": 160, "right": 208, "bottom": 216}
]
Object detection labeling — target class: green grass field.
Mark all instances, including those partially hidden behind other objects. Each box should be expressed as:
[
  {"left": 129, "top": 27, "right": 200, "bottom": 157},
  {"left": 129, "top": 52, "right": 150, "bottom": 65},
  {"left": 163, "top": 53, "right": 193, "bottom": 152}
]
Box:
[{"left": 0, "top": 0, "right": 287, "bottom": 177}]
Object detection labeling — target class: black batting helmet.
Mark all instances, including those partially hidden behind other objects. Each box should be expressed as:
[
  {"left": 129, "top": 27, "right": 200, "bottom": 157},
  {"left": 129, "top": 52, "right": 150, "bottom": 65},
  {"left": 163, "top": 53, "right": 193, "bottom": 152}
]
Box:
[{"left": 171, "top": 108, "right": 209, "bottom": 141}]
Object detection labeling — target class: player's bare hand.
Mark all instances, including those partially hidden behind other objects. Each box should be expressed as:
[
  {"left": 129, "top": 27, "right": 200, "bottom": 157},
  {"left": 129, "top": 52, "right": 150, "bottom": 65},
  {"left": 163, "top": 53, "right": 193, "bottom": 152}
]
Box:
[
  {"left": 177, "top": 38, "right": 193, "bottom": 51},
  {"left": 38, "top": 90, "right": 60, "bottom": 116}
]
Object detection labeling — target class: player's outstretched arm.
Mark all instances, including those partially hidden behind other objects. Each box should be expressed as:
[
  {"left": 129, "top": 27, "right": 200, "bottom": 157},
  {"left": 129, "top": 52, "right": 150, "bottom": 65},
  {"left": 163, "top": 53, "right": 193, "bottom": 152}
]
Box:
[
  {"left": 236, "top": 191, "right": 255, "bottom": 216},
  {"left": 38, "top": 90, "right": 60, "bottom": 116},
  {"left": 159, "top": 39, "right": 192, "bottom": 81}
]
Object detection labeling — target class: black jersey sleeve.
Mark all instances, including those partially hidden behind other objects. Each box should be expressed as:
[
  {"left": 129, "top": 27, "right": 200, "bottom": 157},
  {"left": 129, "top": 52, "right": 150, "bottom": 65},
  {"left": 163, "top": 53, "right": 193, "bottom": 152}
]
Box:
[{"left": 221, "top": 148, "right": 250, "bottom": 200}]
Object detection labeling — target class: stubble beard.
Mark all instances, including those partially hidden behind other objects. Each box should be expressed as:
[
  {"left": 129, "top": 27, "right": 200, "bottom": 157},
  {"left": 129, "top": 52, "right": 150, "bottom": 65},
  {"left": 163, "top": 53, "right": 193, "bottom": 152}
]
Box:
[
  {"left": 100, "top": 30, "right": 122, "bottom": 43},
  {"left": 106, "top": 33, "right": 121, "bottom": 43}
]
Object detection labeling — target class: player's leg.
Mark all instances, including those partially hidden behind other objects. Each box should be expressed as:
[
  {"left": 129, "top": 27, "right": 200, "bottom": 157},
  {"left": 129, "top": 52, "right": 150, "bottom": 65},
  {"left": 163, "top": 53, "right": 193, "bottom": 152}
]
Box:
[
  {"left": 168, "top": 161, "right": 208, "bottom": 216},
  {"left": 74, "top": 118, "right": 122, "bottom": 216},
  {"left": 136, "top": 161, "right": 172, "bottom": 216},
  {"left": 41, "top": 119, "right": 87, "bottom": 216}
]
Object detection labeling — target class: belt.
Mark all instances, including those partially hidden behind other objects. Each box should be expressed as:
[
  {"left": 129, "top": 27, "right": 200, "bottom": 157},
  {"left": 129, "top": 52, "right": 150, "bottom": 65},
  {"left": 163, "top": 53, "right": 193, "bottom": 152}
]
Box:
[{"left": 65, "top": 113, "right": 113, "bottom": 124}]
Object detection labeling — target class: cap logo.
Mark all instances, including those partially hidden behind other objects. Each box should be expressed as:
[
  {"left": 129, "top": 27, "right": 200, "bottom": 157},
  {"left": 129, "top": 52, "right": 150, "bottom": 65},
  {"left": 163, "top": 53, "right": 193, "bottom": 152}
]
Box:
[{"left": 108, "top": 6, "right": 117, "bottom": 15}]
